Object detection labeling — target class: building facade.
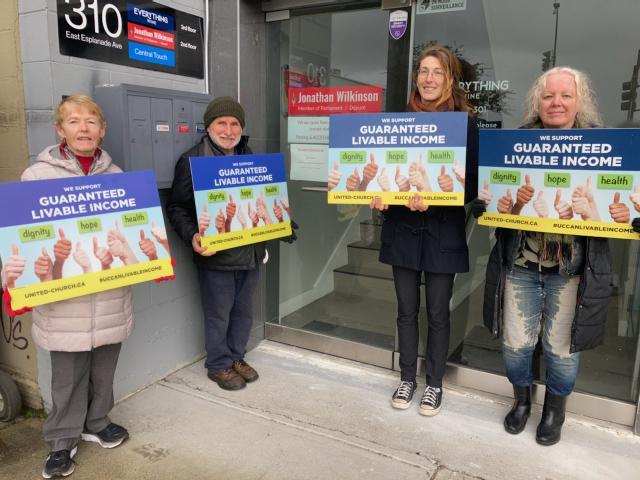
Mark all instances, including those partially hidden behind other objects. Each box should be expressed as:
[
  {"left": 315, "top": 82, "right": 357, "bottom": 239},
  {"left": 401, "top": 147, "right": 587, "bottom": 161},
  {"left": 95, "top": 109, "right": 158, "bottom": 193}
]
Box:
[{"left": 2, "top": 0, "right": 640, "bottom": 433}]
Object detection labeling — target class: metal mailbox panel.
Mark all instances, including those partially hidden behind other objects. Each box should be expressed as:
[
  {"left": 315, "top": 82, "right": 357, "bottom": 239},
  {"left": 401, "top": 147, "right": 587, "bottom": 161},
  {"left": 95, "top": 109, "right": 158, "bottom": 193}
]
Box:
[
  {"left": 127, "top": 95, "right": 152, "bottom": 172},
  {"left": 151, "top": 97, "right": 174, "bottom": 188}
]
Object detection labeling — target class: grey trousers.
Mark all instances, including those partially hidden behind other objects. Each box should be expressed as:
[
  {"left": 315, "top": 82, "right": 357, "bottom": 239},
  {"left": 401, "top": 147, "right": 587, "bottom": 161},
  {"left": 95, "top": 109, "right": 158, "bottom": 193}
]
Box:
[{"left": 43, "top": 343, "right": 121, "bottom": 451}]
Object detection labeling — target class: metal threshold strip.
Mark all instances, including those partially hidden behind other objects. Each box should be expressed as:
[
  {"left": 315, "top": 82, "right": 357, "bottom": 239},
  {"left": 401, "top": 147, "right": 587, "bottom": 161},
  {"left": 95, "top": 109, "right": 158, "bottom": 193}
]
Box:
[{"left": 266, "top": 322, "right": 637, "bottom": 428}]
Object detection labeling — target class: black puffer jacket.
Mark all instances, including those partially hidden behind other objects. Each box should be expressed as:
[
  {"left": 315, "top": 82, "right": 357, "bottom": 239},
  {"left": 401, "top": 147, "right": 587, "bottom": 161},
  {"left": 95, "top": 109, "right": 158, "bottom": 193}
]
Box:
[
  {"left": 166, "top": 135, "right": 266, "bottom": 271},
  {"left": 378, "top": 117, "right": 479, "bottom": 273},
  {"left": 483, "top": 229, "right": 613, "bottom": 352}
]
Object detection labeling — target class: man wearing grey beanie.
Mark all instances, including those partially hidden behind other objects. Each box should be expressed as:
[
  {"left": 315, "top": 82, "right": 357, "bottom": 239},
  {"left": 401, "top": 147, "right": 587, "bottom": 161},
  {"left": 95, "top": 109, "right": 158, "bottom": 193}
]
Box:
[{"left": 167, "top": 96, "right": 264, "bottom": 391}]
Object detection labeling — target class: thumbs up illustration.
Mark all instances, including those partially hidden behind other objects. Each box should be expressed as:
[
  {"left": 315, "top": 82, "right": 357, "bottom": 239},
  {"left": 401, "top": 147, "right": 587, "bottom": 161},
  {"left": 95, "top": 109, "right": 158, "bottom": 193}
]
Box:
[
  {"left": 553, "top": 190, "right": 573, "bottom": 219},
  {"left": 346, "top": 168, "right": 361, "bottom": 191},
  {"left": 4, "top": 244, "right": 27, "bottom": 288},
  {"left": 199, "top": 203, "right": 211, "bottom": 235},
  {"left": 328, "top": 160, "right": 342, "bottom": 191},
  {"left": 609, "top": 191, "right": 630, "bottom": 223},
  {"left": 497, "top": 189, "right": 513, "bottom": 214},
  {"left": 437, "top": 165, "right": 453, "bottom": 192}
]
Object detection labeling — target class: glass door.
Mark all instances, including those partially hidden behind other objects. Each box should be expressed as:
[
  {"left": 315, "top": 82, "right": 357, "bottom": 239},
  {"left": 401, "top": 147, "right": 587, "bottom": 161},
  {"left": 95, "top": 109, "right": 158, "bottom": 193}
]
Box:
[{"left": 265, "top": 6, "right": 399, "bottom": 357}]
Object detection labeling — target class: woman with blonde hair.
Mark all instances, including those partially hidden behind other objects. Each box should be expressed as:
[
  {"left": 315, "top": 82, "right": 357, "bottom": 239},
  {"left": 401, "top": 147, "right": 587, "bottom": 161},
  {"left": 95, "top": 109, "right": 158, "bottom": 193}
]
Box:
[
  {"left": 474, "top": 67, "right": 613, "bottom": 445},
  {"left": 2, "top": 95, "right": 134, "bottom": 477}
]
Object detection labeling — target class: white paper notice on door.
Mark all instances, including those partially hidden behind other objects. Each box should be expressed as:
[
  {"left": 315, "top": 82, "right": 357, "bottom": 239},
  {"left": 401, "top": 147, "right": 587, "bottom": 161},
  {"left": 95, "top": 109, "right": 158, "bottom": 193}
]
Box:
[
  {"left": 287, "top": 116, "right": 329, "bottom": 144},
  {"left": 290, "top": 144, "right": 328, "bottom": 182}
]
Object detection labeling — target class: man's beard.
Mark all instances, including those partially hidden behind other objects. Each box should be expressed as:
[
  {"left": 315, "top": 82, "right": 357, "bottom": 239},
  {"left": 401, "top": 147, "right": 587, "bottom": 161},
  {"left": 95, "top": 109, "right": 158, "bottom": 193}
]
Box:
[{"left": 211, "top": 132, "right": 241, "bottom": 150}]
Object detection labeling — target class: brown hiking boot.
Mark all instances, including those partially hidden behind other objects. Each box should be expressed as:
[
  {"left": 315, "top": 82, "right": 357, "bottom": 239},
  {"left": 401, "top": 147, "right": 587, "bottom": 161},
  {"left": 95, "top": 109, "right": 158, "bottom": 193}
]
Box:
[
  {"left": 207, "top": 368, "right": 246, "bottom": 390},
  {"left": 232, "top": 360, "right": 259, "bottom": 382}
]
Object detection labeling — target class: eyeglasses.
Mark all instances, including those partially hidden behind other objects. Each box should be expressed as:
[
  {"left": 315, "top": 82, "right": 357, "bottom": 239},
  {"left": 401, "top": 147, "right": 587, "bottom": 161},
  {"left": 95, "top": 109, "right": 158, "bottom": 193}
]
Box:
[{"left": 417, "top": 68, "right": 445, "bottom": 80}]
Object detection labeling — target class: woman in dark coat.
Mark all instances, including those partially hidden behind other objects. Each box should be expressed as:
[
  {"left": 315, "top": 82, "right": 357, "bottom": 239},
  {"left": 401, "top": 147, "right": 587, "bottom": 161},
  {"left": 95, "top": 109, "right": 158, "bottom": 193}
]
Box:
[
  {"left": 473, "top": 66, "right": 614, "bottom": 446},
  {"left": 371, "top": 45, "right": 478, "bottom": 416}
]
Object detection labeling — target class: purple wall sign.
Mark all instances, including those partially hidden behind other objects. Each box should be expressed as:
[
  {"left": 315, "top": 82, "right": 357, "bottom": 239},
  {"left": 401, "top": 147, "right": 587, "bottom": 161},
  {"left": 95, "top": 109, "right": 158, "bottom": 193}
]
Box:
[{"left": 389, "top": 10, "right": 408, "bottom": 40}]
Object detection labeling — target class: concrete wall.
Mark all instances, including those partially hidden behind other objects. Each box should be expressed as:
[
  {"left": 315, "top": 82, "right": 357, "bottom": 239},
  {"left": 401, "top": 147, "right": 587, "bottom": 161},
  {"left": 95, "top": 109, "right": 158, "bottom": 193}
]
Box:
[
  {"left": 0, "top": 0, "right": 40, "bottom": 409},
  {"left": 15, "top": 0, "right": 271, "bottom": 409}
]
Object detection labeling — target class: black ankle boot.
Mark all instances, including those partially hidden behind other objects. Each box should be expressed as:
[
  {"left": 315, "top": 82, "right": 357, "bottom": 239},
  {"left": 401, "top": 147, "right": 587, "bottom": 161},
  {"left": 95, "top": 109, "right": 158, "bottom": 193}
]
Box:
[
  {"left": 504, "top": 385, "right": 531, "bottom": 434},
  {"left": 536, "top": 391, "right": 566, "bottom": 446}
]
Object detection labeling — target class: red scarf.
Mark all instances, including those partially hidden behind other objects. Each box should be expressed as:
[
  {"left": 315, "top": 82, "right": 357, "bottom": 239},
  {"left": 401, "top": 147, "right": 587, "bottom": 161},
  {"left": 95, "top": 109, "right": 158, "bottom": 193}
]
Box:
[{"left": 406, "top": 90, "right": 455, "bottom": 113}]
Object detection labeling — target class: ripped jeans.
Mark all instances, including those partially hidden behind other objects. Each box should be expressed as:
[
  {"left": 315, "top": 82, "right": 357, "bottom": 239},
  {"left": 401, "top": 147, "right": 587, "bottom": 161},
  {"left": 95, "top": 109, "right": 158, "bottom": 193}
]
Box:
[{"left": 502, "top": 265, "right": 581, "bottom": 397}]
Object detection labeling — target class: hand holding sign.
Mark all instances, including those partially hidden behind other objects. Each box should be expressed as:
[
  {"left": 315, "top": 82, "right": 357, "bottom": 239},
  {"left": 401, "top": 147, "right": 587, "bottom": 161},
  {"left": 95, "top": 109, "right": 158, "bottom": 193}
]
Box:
[
  {"left": 73, "top": 241, "right": 93, "bottom": 273},
  {"left": 369, "top": 196, "right": 388, "bottom": 212},
  {"left": 191, "top": 232, "right": 216, "bottom": 256},
  {"left": 3, "top": 244, "right": 26, "bottom": 288},
  {"left": 437, "top": 165, "right": 454, "bottom": 193},
  {"left": 533, "top": 191, "right": 549, "bottom": 218},
  {"left": 497, "top": 189, "right": 514, "bottom": 214},
  {"left": 93, "top": 236, "right": 114, "bottom": 270},
  {"left": 553, "top": 190, "right": 573, "bottom": 219},
  {"left": 34, "top": 247, "right": 53, "bottom": 282},
  {"left": 139, "top": 230, "right": 158, "bottom": 260},
  {"left": 198, "top": 203, "right": 211, "bottom": 236},
  {"left": 609, "top": 192, "right": 630, "bottom": 224},
  {"left": 406, "top": 193, "right": 429, "bottom": 212},
  {"left": 328, "top": 161, "right": 342, "bottom": 191}
]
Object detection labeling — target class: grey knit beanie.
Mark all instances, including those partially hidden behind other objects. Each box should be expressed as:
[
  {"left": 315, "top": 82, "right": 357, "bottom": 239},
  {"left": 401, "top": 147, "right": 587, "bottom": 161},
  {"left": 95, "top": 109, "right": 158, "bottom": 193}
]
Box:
[{"left": 203, "top": 96, "right": 245, "bottom": 129}]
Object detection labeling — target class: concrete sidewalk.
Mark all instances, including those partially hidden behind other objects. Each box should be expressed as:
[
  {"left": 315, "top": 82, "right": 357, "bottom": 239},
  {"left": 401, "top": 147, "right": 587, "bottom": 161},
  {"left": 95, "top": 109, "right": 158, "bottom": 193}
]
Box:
[{"left": 2, "top": 340, "right": 640, "bottom": 480}]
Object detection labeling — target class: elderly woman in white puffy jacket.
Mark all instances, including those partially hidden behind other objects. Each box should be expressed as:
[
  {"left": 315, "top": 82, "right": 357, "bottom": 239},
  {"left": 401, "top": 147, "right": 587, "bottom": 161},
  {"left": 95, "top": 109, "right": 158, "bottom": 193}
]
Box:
[{"left": 1, "top": 95, "right": 134, "bottom": 479}]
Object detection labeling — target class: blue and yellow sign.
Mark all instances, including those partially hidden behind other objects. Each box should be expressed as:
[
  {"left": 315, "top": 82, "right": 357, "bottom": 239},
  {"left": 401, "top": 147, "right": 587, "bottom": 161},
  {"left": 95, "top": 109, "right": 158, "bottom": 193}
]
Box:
[
  {"left": 190, "top": 153, "right": 292, "bottom": 251},
  {"left": 0, "top": 171, "right": 174, "bottom": 310},
  {"left": 478, "top": 128, "right": 640, "bottom": 239}
]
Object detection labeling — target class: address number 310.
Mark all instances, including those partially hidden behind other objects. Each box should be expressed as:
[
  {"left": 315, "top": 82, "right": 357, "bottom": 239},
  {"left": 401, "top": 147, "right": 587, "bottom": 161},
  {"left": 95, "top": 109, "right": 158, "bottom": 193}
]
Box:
[{"left": 64, "top": 0, "right": 123, "bottom": 39}]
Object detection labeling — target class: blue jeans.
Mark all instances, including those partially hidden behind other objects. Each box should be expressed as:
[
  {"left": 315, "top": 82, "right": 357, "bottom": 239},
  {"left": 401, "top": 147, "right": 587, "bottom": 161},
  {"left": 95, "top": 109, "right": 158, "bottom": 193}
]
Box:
[
  {"left": 502, "top": 266, "right": 580, "bottom": 396},
  {"left": 198, "top": 267, "right": 259, "bottom": 372}
]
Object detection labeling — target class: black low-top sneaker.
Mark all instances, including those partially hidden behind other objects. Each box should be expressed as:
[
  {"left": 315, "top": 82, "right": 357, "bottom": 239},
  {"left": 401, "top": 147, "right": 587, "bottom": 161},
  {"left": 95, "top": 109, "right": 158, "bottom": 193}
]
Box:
[
  {"left": 81, "top": 423, "right": 129, "bottom": 448},
  {"left": 391, "top": 380, "right": 417, "bottom": 409},
  {"left": 419, "top": 386, "right": 442, "bottom": 416},
  {"left": 42, "top": 445, "right": 77, "bottom": 478}
]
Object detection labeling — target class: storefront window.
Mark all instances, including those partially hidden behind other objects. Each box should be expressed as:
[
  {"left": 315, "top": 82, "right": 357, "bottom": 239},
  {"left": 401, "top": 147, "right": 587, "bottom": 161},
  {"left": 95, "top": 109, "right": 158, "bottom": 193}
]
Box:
[
  {"left": 412, "top": 0, "right": 640, "bottom": 402},
  {"left": 266, "top": 1, "right": 640, "bottom": 406}
]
